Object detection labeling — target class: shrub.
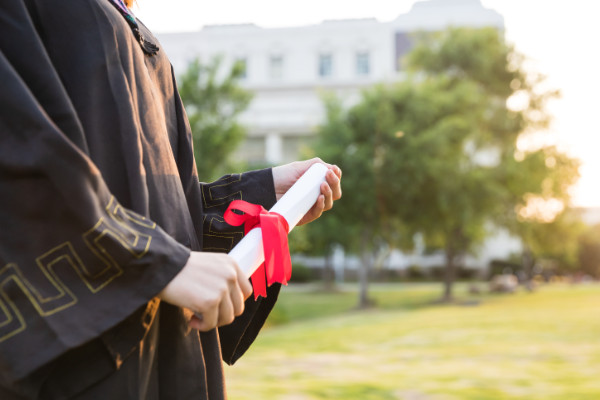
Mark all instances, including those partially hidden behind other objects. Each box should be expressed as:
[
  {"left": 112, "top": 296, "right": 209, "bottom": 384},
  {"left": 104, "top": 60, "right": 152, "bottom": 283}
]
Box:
[{"left": 290, "top": 263, "right": 315, "bottom": 283}]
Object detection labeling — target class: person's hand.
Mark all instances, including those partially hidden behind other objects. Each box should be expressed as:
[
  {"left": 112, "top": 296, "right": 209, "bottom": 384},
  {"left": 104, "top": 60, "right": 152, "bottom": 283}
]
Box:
[
  {"left": 272, "top": 157, "right": 342, "bottom": 226},
  {"left": 158, "top": 252, "right": 253, "bottom": 331}
]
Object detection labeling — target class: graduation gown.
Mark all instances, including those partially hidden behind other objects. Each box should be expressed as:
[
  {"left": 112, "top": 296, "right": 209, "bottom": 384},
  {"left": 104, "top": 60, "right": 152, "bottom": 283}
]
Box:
[{"left": 0, "top": 0, "right": 280, "bottom": 398}]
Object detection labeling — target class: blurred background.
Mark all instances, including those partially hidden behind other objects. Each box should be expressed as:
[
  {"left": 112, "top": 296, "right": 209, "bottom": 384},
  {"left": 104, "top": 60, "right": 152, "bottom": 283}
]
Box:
[{"left": 135, "top": 1, "right": 600, "bottom": 398}]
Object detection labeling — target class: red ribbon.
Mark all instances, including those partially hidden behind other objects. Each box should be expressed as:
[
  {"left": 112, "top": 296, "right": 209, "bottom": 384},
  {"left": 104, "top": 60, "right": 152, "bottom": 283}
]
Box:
[{"left": 224, "top": 200, "right": 292, "bottom": 299}]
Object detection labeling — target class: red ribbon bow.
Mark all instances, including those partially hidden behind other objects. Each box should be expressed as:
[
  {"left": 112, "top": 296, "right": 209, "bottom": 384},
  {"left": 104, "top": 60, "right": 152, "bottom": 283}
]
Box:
[{"left": 224, "top": 200, "right": 292, "bottom": 299}]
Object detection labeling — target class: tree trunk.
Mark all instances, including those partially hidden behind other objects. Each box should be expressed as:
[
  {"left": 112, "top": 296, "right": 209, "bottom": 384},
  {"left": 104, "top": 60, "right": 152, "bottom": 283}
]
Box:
[
  {"left": 443, "top": 245, "right": 456, "bottom": 302},
  {"left": 522, "top": 247, "right": 535, "bottom": 292},
  {"left": 358, "top": 230, "right": 372, "bottom": 308},
  {"left": 358, "top": 251, "right": 371, "bottom": 308},
  {"left": 323, "top": 252, "right": 335, "bottom": 291}
]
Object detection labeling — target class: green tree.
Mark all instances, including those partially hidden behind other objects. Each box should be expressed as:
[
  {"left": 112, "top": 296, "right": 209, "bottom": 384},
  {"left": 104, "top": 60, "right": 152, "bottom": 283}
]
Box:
[
  {"left": 315, "top": 73, "right": 499, "bottom": 305},
  {"left": 178, "top": 57, "right": 252, "bottom": 180},
  {"left": 507, "top": 148, "right": 581, "bottom": 283},
  {"left": 313, "top": 94, "right": 415, "bottom": 307},
  {"left": 516, "top": 209, "right": 584, "bottom": 285},
  {"left": 405, "top": 28, "right": 577, "bottom": 295},
  {"left": 578, "top": 224, "right": 600, "bottom": 279},
  {"left": 314, "top": 27, "right": 580, "bottom": 303}
]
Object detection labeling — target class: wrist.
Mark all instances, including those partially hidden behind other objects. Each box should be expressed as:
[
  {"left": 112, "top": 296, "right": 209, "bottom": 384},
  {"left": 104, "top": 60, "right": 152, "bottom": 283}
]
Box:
[{"left": 271, "top": 165, "right": 285, "bottom": 198}]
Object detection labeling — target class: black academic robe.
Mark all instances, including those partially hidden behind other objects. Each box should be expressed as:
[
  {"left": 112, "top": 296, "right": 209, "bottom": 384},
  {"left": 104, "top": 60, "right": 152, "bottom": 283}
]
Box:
[{"left": 0, "top": 0, "right": 280, "bottom": 398}]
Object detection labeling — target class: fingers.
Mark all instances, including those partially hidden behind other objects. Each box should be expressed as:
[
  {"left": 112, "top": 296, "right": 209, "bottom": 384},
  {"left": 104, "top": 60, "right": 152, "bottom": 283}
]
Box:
[
  {"left": 231, "top": 263, "right": 252, "bottom": 315},
  {"left": 197, "top": 303, "right": 219, "bottom": 331},
  {"left": 298, "top": 157, "right": 325, "bottom": 172},
  {"left": 189, "top": 313, "right": 203, "bottom": 330},
  {"left": 313, "top": 194, "right": 326, "bottom": 219},
  {"left": 197, "top": 259, "right": 249, "bottom": 330},
  {"left": 189, "top": 281, "right": 244, "bottom": 331},
  {"left": 194, "top": 291, "right": 239, "bottom": 332},
  {"left": 218, "top": 294, "right": 235, "bottom": 326},
  {"left": 321, "top": 181, "right": 334, "bottom": 211},
  {"left": 297, "top": 194, "right": 325, "bottom": 226},
  {"left": 237, "top": 270, "right": 253, "bottom": 301},
  {"left": 330, "top": 164, "right": 342, "bottom": 182},
  {"left": 317, "top": 168, "right": 341, "bottom": 214},
  {"left": 158, "top": 252, "right": 252, "bottom": 333},
  {"left": 229, "top": 278, "right": 245, "bottom": 318},
  {"left": 273, "top": 158, "right": 342, "bottom": 203},
  {"left": 295, "top": 163, "right": 342, "bottom": 226},
  {"left": 326, "top": 168, "right": 342, "bottom": 199}
]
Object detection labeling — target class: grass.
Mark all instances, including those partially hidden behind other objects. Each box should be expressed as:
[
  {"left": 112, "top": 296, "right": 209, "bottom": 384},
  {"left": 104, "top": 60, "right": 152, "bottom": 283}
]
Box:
[
  {"left": 266, "top": 282, "right": 491, "bottom": 325},
  {"left": 225, "top": 282, "right": 600, "bottom": 400}
]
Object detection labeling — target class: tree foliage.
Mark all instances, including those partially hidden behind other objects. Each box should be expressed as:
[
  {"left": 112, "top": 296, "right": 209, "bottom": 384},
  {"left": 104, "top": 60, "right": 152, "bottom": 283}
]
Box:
[
  {"left": 313, "top": 27, "right": 580, "bottom": 302},
  {"left": 578, "top": 224, "right": 600, "bottom": 278},
  {"left": 178, "top": 57, "right": 252, "bottom": 180},
  {"left": 406, "top": 28, "right": 580, "bottom": 296}
]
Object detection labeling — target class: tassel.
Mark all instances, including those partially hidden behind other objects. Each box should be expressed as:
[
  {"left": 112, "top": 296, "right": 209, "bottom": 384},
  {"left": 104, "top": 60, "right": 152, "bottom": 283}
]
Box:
[{"left": 132, "top": 27, "right": 160, "bottom": 56}]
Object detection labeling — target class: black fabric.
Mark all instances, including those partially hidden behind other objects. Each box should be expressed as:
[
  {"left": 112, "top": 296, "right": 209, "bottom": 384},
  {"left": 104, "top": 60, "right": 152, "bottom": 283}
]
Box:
[{"left": 0, "top": 0, "right": 278, "bottom": 398}]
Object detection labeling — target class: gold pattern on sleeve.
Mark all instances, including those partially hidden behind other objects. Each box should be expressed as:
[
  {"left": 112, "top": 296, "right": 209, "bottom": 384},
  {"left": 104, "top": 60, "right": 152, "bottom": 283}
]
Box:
[
  {"left": 107, "top": 198, "right": 157, "bottom": 231},
  {"left": 30, "top": 243, "right": 79, "bottom": 314},
  {"left": 0, "top": 197, "right": 158, "bottom": 343},
  {"left": 202, "top": 215, "right": 242, "bottom": 252},
  {"left": 0, "top": 264, "right": 29, "bottom": 342},
  {"left": 201, "top": 175, "right": 246, "bottom": 251},
  {"left": 82, "top": 197, "right": 156, "bottom": 292},
  {"left": 82, "top": 217, "right": 125, "bottom": 292},
  {"left": 201, "top": 174, "right": 242, "bottom": 209}
]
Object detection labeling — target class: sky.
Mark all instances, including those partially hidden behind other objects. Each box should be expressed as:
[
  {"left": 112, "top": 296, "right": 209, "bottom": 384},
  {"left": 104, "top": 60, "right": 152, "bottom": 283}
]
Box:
[{"left": 134, "top": 0, "right": 600, "bottom": 208}]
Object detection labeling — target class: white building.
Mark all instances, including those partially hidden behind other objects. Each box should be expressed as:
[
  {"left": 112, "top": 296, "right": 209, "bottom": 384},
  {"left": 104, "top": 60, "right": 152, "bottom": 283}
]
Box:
[
  {"left": 158, "top": 0, "right": 504, "bottom": 165},
  {"left": 158, "top": 0, "right": 524, "bottom": 272}
]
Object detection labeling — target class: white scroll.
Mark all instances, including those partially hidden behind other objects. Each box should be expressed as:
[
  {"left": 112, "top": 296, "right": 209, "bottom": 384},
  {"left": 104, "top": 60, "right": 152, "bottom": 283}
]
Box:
[{"left": 228, "top": 163, "right": 329, "bottom": 278}]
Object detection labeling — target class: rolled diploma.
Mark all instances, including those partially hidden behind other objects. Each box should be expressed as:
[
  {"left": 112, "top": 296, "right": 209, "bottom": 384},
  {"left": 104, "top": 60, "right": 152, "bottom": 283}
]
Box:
[{"left": 228, "top": 163, "right": 329, "bottom": 278}]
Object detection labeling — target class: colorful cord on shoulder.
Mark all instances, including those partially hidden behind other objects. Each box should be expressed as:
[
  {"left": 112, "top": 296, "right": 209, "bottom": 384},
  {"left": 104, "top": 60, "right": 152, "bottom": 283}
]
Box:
[{"left": 108, "top": 0, "right": 159, "bottom": 56}]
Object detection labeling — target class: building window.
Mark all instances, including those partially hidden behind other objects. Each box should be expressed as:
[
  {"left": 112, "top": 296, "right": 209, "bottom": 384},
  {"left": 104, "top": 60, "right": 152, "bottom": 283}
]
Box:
[
  {"left": 269, "top": 55, "right": 283, "bottom": 80},
  {"left": 356, "top": 52, "right": 370, "bottom": 76},
  {"left": 235, "top": 57, "right": 247, "bottom": 79},
  {"left": 318, "top": 53, "right": 333, "bottom": 78}
]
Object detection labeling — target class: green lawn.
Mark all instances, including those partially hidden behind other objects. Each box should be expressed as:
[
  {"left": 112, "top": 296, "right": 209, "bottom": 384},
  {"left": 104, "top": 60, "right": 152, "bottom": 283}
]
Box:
[{"left": 225, "top": 283, "right": 600, "bottom": 400}]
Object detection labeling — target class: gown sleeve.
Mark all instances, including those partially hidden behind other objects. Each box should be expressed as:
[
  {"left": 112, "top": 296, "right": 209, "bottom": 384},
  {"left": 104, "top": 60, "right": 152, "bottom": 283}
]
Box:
[
  {"left": 0, "top": 1, "right": 190, "bottom": 386},
  {"left": 166, "top": 64, "right": 283, "bottom": 364},
  {"left": 199, "top": 170, "right": 282, "bottom": 365}
]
